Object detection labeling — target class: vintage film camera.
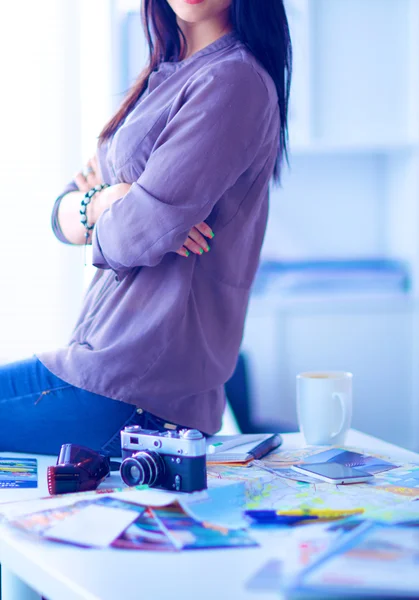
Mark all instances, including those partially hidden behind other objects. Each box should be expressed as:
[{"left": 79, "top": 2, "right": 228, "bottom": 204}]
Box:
[{"left": 120, "top": 425, "right": 207, "bottom": 493}]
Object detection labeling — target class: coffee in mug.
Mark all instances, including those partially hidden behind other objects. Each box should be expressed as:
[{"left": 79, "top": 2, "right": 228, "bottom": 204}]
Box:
[{"left": 296, "top": 371, "right": 353, "bottom": 445}]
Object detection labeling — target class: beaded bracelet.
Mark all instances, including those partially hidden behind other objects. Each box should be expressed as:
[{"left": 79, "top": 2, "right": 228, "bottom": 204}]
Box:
[{"left": 80, "top": 183, "right": 109, "bottom": 243}]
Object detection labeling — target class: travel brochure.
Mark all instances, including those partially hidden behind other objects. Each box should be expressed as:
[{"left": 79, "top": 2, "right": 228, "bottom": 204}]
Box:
[
  {"left": 303, "top": 526, "right": 419, "bottom": 597},
  {"left": 290, "top": 519, "right": 419, "bottom": 598},
  {"left": 0, "top": 458, "right": 37, "bottom": 489}
]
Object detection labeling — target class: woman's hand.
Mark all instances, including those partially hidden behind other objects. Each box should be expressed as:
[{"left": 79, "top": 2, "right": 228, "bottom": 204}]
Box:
[
  {"left": 73, "top": 155, "right": 131, "bottom": 225},
  {"left": 74, "top": 155, "right": 103, "bottom": 192},
  {"left": 73, "top": 159, "right": 214, "bottom": 253},
  {"left": 176, "top": 222, "right": 214, "bottom": 257}
]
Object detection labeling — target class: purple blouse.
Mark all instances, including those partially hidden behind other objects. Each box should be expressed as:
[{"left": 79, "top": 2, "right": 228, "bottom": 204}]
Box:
[{"left": 38, "top": 32, "right": 280, "bottom": 434}]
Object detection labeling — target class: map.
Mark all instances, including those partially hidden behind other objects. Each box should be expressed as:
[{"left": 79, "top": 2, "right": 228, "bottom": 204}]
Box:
[
  {"left": 207, "top": 457, "right": 417, "bottom": 512},
  {"left": 371, "top": 464, "right": 419, "bottom": 497}
]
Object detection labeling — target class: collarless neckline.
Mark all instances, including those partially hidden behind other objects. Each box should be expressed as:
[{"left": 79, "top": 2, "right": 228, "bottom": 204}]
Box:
[{"left": 161, "top": 31, "right": 238, "bottom": 70}]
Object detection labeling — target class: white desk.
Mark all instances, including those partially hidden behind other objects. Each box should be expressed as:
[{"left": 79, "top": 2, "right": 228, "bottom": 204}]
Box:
[{"left": 0, "top": 430, "right": 418, "bottom": 600}]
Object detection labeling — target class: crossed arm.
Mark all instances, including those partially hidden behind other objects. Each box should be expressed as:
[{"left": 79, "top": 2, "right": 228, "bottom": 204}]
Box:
[
  {"left": 56, "top": 61, "right": 272, "bottom": 270},
  {"left": 56, "top": 154, "right": 213, "bottom": 257}
]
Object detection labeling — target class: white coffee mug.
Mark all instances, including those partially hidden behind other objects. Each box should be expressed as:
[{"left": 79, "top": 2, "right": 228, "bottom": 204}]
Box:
[{"left": 296, "top": 371, "right": 353, "bottom": 445}]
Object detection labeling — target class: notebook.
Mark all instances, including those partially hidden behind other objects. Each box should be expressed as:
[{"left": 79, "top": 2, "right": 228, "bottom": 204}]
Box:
[{"left": 206, "top": 434, "right": 282, "bottom": 464}]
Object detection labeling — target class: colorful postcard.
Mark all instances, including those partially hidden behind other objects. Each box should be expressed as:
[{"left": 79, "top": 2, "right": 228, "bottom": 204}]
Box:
[
  {"left": 0, "top": 458, "right": 37, "bottom": 489},
  {"left": 153, "top": 505, "right": 257, "bottom": 550},
  {"left": 113, "top": 507, "right": 174, "bottom": 551},
  {"left": 10, "top": 496, "right": 145, "bottom": 539},
  {"left": 114, "top": 504, "right": 257, "bottom": 551},
  {"left": 112, "top": 508, "right": 177, "bottom": 552},
  {"left": 178, "top": 482, "right": 248, "bottom": 530},
  {"left": 45, "top": 503, "right": 140, "bottom": 547}
]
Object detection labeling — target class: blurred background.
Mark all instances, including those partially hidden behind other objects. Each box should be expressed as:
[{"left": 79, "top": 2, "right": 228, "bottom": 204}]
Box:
[{"left": 0, "top": 0, "right": 418, "bottom": 450}]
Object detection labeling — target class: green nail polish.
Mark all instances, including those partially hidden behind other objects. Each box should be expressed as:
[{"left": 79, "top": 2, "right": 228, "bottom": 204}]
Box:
[
  {"left": 206, "top": 245, "right": 211, "bottom": 251},
  {"left": 185, "top": 250, "right": 190, "bottom": 257},
  {"left": 210, "top": 232, "right": 215, "bottom": 238},
  {"left": 199, "top": 248, "right": 204, "bottom": 255}
]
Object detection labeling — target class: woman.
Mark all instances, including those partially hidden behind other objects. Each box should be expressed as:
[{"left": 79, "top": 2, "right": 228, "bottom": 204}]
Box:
[{"left": 0, "top": 0, "right": 291, "bottom": 455}]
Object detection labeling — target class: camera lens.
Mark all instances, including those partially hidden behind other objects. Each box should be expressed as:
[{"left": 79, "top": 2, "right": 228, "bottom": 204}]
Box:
[
  {"left": 120, "top": 451, "right": 165, "bottom": 487},
  {"left": 129, "top": 464, "right": 141, "bottom": 482}
]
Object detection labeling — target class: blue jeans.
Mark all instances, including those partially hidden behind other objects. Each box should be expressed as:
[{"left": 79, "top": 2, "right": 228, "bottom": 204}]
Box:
[{"left": 0, "top": 357, "right": 174, "bottom": 456}]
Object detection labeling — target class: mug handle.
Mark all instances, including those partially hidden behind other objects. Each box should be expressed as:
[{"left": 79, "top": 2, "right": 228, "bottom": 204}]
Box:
[{"left": 330, "top": 393, "right": 350, "bottom": 440}]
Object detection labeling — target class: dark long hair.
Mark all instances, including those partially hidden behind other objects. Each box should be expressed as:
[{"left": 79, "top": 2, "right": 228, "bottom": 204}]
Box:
[{"left": 99, "top": 0, "right": 292, "bottom": 181}]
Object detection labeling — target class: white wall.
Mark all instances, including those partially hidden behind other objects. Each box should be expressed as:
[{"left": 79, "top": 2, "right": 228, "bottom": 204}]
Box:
[
  {"left": 263, "top": 154, "right": 387, "bottom": 260},
  {"left": 244, "top": 0, "right": 419, "bottom": 450},
  {"left": 0, "top": 0, "right": 86, "bottom": 361}
]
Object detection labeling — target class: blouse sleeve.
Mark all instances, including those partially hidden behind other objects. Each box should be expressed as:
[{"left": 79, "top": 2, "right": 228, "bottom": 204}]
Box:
[
  {"left": 92, "top": 60, "right": 276, "bottom": 270},
  {"left": 51, "top": 180, "right": 79, "bottom": 244}
]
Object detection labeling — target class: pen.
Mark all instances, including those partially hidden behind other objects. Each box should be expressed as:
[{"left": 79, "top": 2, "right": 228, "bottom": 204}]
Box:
[
  {"left": 245, "top": 510, "right": 318, "bottom": 525},
  {"left": 249, "top": 434, "right": 282, "bottom": 460},
  {"left": 245, "top": 508, "right": 364, "bottom": 522},
  {"left": 274, "top": 508, "right": 364, "bottom": 518}
]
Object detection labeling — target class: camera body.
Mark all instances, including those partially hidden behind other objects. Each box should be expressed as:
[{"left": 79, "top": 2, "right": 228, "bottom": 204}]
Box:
[{"left": 120, "top": 425, "right": 207, "bottom": 493}]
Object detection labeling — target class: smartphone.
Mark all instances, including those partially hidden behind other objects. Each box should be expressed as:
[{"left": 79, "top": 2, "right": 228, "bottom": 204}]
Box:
[{"left": 291, "top": 462, "right": 374, "bottom": 484}]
